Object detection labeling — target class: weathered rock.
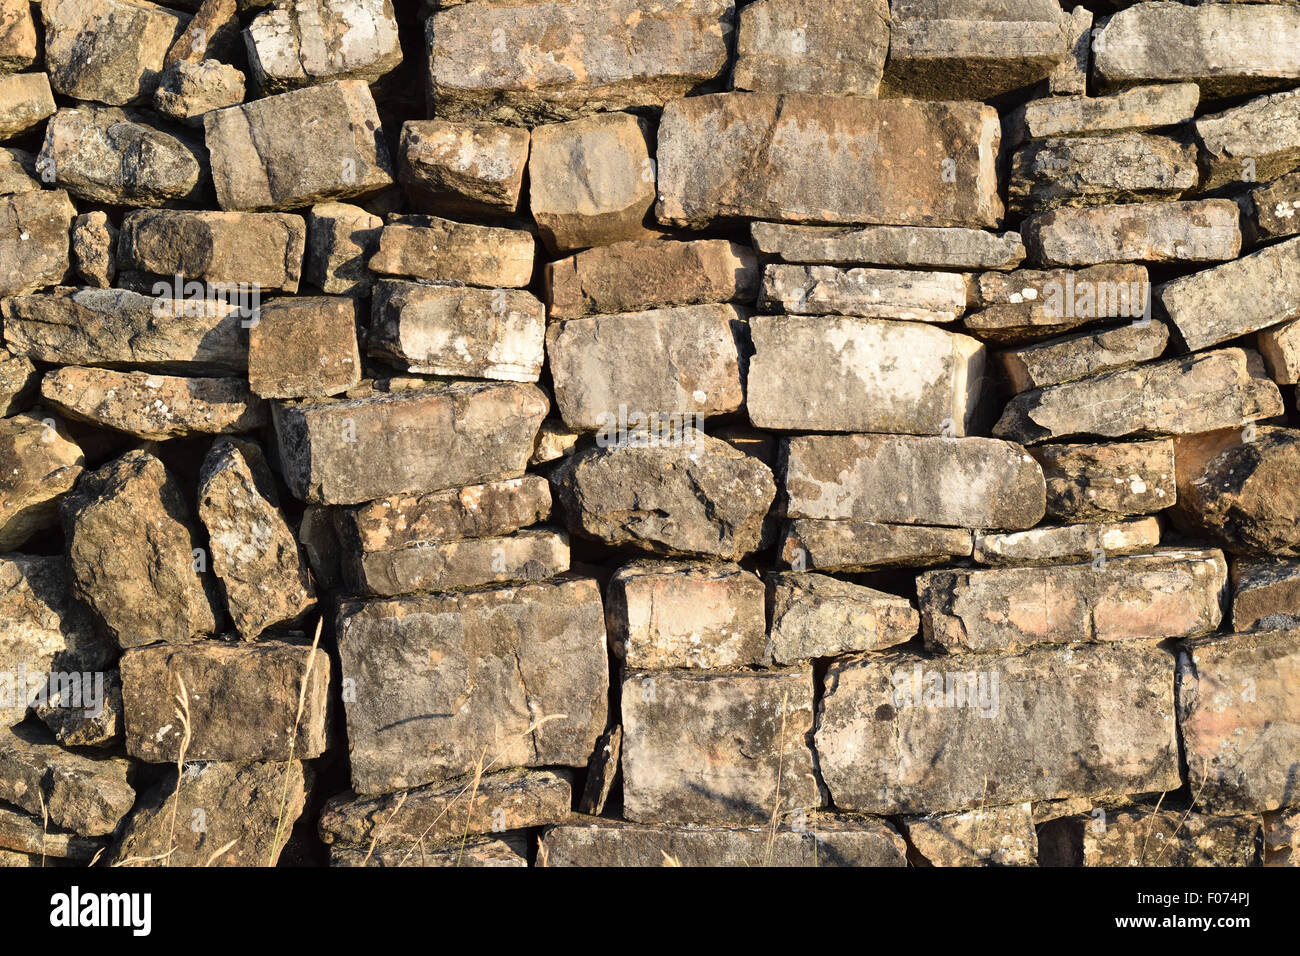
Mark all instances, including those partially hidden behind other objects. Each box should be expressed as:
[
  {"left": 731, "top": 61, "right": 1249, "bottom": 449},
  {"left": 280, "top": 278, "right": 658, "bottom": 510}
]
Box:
[
  {"left": 425, "top": 0, "right": 734, "bottom": 125},
  {"left": 1044, "top": 5, "right": 1090, "bottom": 97},
  {"left": 0, "top": 805, "right": 104, "bottom": 862},
  {"left": 817, "top": 642, "right": 1181, "bottom": 815},
  {"left": 0, "top": 72, "right": 54, "bottom": 140},
  {"left": 578, "top": 725, "right": 620, "bottom": 816},
  {"left": 0, "top": 348, "right": 37, "bottom": 415},
  {"left": 2, "top": 288, "right": 249, "bottom": 375},
  {"left": 1008, "top": 134, "right": 1197, "bottom": 216},
  {"left": 121, "top": 637, "right": 330, "bottom": 762},
  {"left": 0, "top": 147, "right": 39, "bottom": 195},
  {"left": 35, "top": 670, "right": 123, "bottom": 748},
  {"left": 344, "top": 527, "right": 570, "bottom": 597},
  {"left": 1246, "top": 169, "right": 1300, "bottom": 243},
  {"left": 1195, "top": 89, "right": 1300, "bottom": 193},
  {"left": 152, "top": 58, "right": 245, "bottom": 126},
  {"left": 1260, "top": 320, "right": 1300, "bottom": 385},
  {"left": 1032, "top": 440, "right": 1175, "bottom": 523},
  {"left": 0, "top": 411, "right": 84, "bottom": 552},
  {"left": 398, "top": 119, "right": 529, "bottom": 218},
  {"left": 530, "top": 421, "right": 580, "bottom": 466},
  {"left": 528, "top": 113, "right": 657, "bottom": 253},
  {"left": 38, "top": 106, "right": 207, "bottom": 207},
  {"left": 1039, "top": 808, "right": 1259, "bottom": 867},
  {"left": 780, "top": 519, "right": 973, "bottom": 572},
  {"left": 332, "top": 835, "right": 528, "bottom": 867},
  {"left": 71, "top": 212, "right": 117, "bottom": 289},
  {"left": 547, "top": 304, "right": 745, "bottom": 431},
  {"left": 0, "top": 723, "right": 135, "bottom": 836},
  {"left": 550, "top": 429, "right": 776, "bottom": 560},
  {"left": 368, "top": 214, "right": 534, "bottom": 288},
  {"left": 0, "top": 190, "right": 76, "bottom": 297},
  {"left": 732, "top": 0, "right": 889, "bottom": 97},
  {"left": 248, "top": 295, "right": 360, "bottom": 399},
  {"left": 972, "top": 517, "right": 1162, "bottom": 567},
  {"left": 998, "top": 321, "right": 1170, "bottom": 394},
  {"left": 1022, "top": 200, "right": 1242, "bottom": 267},
  {"left": 0, "top": 554, "right": 111, "bottom": 727},
  {"left": 766, "top": 572, "right": 917, "bottom": 665},
  {"left": 164, "top": 0, "right": 239, "bottom": 66},
  {"left": 1178, "top": 627, "right": 1300, "bottom": 813},
  {"left": 336, "top": 475, "right": 552, "bottom": 553},
  {"left": 655, "top": 92, "right": 1003, "bottom": 229},
  {"left": 305, "top": 202, "right": 382, "bottom": 295},
  {"left": 995, "top": 349, "right": 1284, "bottom": 445},
  {"left": 198, "top": 439, "right": 314, "bottom": 638},
  {"left": 919, "top": 548, "right": 1226, "bottom": 653},
  {"left": 621, "top": 667, "right": 820, "bottom": 824},
  {"left": 977, "top": 263, "right": 1150, "bottom": 311},
  {"left": 1004, "top": 83, "right": 1200, "bottom": 146},
  {"left": 760, "top": 264, "right": 969, "bottom": 322},
  {"left": 369, "top": 280, "right": 544, "bottom": 383},
  {"left": 904, "top": 803, "right": 1037, "bottom": 867},
  {"left": 540, "top": 814, "right": 907, "bottom": 867},
  {"left": 1265, "top": 810, "right": 1300, "bottom": 867},
  {"left": 112, "top": 760, "right": 307, "bottom": 867},
  {"left": 783, "top": 434, "right": 1045, "bottom": 530},
  {"left": 1093, "top": 2, "right": 1300, "bottom": 99},
  {"left": 1159, "top": 236, "right": 1300, "bottom": 353},
  {"left": 605, "top": 560, "right": 766, "bottom": 670},
  {"left": 1233, "top": 559, "right": 1300, "bottom": 633},
  {"left": 61, "top": 451, "right": 216, "bottom": 648},
  {"left": 751, "top": 222, "right": 1024, "bottom": 271},
  {"left": 0, "top": 0, "right": 37, "bottom": 72},
  {"left": 205, "top": 79, "right": 394, "bottom": 210},
  {"left": 40, "top": 367, "right": 265, "bottom": 440},
  {"left": 335, "top": 577, "right": 608, "bottom": 794},
  {"left": 42, "top": 0, "right": 188, "bottom": 105},
  {"left": 882, "top": 0, "right": 1070, "bottom": 101},
  {"left": 1176, "top": 426, "right": 1300, "bottom": 557},
  {"left": 273, "top": 381, "right": 548, "bottom": 505},
  {"left": 319, "top": 768, "right": 572, "bottom": 850},
  {"left": 245, "top": 0, "right": 401, "bottom": 95},
  {"left": 546, "top": 239, "right": 759, "bottom": 320},
  {"left": 747, "top": 317, "right": 986, "bottom": 435},
  {"left": 118, "top": 208, "right": 305, "bottom": 293}
]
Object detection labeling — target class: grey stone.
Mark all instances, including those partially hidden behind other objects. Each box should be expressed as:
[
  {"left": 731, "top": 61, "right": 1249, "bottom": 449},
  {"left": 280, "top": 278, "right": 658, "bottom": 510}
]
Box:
[
  {"left": 751, "top": 222, "right": 1024, "bottom": 271},
  {"left": 766, "top": 572, "right": 917, "bottom": 664}
]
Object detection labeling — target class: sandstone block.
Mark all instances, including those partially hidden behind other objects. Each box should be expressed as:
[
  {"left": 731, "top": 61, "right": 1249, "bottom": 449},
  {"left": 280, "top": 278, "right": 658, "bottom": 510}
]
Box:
[
  {"left": 766, "top": 572, "right": 917, "bottom": 665},
  {"left": 368, "top": 214, "right": 534, "bottom": 288},
  {"left": 398, "top": 119, "right": 529, "bottom": 218},
  {"left": 1022, "top": 200, "right": 1242, "bottom": 267},
  {"left": 248, "top": 295, "right": 361, "bottom": 399}
]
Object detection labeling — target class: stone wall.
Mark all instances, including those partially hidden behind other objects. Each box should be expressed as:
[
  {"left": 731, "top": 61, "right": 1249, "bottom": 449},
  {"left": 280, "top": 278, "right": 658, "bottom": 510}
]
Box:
[{"left": 1, "top": 0, "right": 1298, "bottom": 868}]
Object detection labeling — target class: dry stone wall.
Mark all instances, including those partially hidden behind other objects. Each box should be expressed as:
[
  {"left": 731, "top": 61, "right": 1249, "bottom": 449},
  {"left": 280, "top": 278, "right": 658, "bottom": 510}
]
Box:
[{"left": 0, "top": 0, "right": 1298, "bottom": 868}]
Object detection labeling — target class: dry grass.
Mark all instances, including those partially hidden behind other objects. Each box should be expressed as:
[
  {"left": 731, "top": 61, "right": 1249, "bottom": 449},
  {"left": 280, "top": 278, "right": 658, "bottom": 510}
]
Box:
[
  {"left": 267, "top": 617, "right": 324, "bottom": 867},
  {"left": 166, "top": 674, "right": 193, "bottom": 867},
  {"left": 761, "top": 690, "right": 791, "bottom": 867}
]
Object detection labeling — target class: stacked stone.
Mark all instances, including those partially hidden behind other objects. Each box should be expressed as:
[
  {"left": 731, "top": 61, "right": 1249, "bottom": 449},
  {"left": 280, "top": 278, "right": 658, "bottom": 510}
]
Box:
[{"left": 1, "top": 0, "right": 1298, "bottom": 868}]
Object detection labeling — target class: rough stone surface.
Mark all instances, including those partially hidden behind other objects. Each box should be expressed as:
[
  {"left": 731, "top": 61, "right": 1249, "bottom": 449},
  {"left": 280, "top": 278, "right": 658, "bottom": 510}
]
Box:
[
  {"left": 245, "top": 0, "right": 401, "bottom": 95},
  {"left": 780, "top": 519, "right": 973, "bottom": 572},
  {"left": 249, "top": 296, "right": 361, "bottom": 399},
  {"left": 972, "top": 517, "right": 1162, "bottom": 567},
  {"left": 817, "top": 643, "right": 1181, "bottom": 815},
  {"left": 1246, "top": 169, "right": 1300, "bottom": 243},
  {"left": 760, "top": 264, "right": 969, "bottom": 323},
  {"left": 61, "top": 451, "right": 217, "bottom": 648},
  {"left": 905, "top": 803, "right": 1038, "bottom": 867},
  {"left": 0, "top": 72, "right": 55, "bottom": 140},
  {"left": 398, "top": 119, "right": 529, "bottom": 218},
  {"left": 1022, "top": 200, "right": 1242, "bottom": 267},
  {"left": 0, "top": 723, "right": 135, "bottom": 836},
  {"left": 42, "top": 0, "right": 188, "bottom": 106},
  {"left": 1032, "top": 440, "right": 1176, "bottom": 522},
  {"left": 0, "top": 412, "right": 84, "bottom": 552},
  {"left": 305, "top": 201, "right": 382, "bottom": 295},
  {"left": 998, "top": 322, "right": 1170, "bottom": 394},
  {"left": 273, "top": 381, "right": 547, "bottom": 505},
  {"left": 783, "top": 434, "right": 1045, "bottom": 530},
  {"left": 335, "top": 577, "right": 608, "bottom": 794},
  {"left": 0, "top": 0, "right": 37, "bottom": 72},
  {"left": 918, "top": 548, "right": 1227, "bottom": 653},
  {"left": 153, "top": 59, "right": 246, "bottom": 126},
  {"left": 655, "top": 93, "right": 1003, "bottom": 229},
  {"left": 0, "top": 190, "right": 77, "bottom": 297},
  {"left": 1004, "top": 84, "right": 1200, "bottom": 146},
  {"left": 751, "top": 222, "right": 1024, "bottom": 271},
  {"left": 733, "top": 0, "right": 889, "bottom": 97},
  {"left": 368, "top": 214, "right": 534, "bottom": 288},
  {"left": 121, "top": 637, "right": 330, "bottom": 763},
  {"left": 550, "top": 429, "right": 776, "bottom": 560},
  {"left": 1195, "top": 89, "right": 1300, "bottom": 192},
  {"left": 1039, "top": 808, "right": 1259, "bottom": 867},
  {"left": 766, "top": 572, "right": 917, "bottom": 665},
  {"left": 71, "top": 212, "right": 117, "bottom": 289},
  {"left": 621, "top": 667, "right": 820, "bottom": 825},
  {"left": 605, "top": 560, "right": 767, "bottom": 670},
  {"left": 1232, "top": 559, "right": 1300, "bottom": 633},
  {"left": 35, "top": 670, "right": 123, "bottom": 749}
]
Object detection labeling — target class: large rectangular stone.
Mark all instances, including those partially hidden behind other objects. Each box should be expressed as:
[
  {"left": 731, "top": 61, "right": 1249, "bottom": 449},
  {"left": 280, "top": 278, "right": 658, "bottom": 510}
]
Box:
[
  {"left": 368, "top": 215, "right": 534, "bottom": 288},
  {"left": 783, "top": 434, "right": 1046, "bottom": 530},
  {"left": 1179, "top": 628, "right": 1300, "bottom": 813},
  {"left": 120, "top": 638, "right": 330, "bottom": 763},
  {"left": 816, "top": 643, "right": 1182, "bottom": 814},
  {"left": 995, "top": 349, "right": 1284, "bottom": 444},
  {"left": 751, "top": 222, "right": 1024, "bottom": 271},
  {"left": 918, "top": 549, "right": 1227, "bottom": 654},
  {"left": 759, "top": 264, "right": 969, "bottom": 322},
  {"left": 335, "top": 577, "right": 609, "bottom": 794},
  {"left": 767, "top": 572, "right": 917, "bottom": 665},
  {"left": 997, "top": 321, "right": 1170, "bottom": 394},
  {"left": 547, "top": 304, "right": 746, "bottom": 432},
  {"left": 1004, "top": 83, "right": 1201, "bottom": 146},
  {"left": 1159, "top": 236, "right": 1300, "bottom": 352},
  {"left": 426, "top": 0, "right": 734, "bottom": 125},
  {"left": 655, "top": 92, "right": 1003, "bottom": 229},
  {"left": 1023, "top": 200, "right": 1242, "bottom": 267},
  {"left": 747, "top": 316, "right": 986, "bottom": 435},
  {"left": 780, "top": 519, "right": 973, "bottom": 572},
  {"left": 1031, "top": 439, "right": 1175, "bottom": 522},
  {"left": 0, "top": 190, "right": 76, "bottom": 297},
  {"left": 621, "top": 667, "right": 820, "bottom": 824},
  {"left": 272, "top": 382, "right": 548, "bottom": 504}
]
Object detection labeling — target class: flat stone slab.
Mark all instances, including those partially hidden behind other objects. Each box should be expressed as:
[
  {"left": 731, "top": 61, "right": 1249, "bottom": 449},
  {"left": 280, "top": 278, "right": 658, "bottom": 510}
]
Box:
[
  {"left": 780, "top": 519, "right": 973, "bottom": 572},
  {"left": 1232, "top": 559, "right": 1300, "bottom": 633},
  {"left": 750, "top": 222, "right": 1024, "bottom": 271},
  {"left": 335, "top": 577, "right": 609, "bottom": 794},
  {"left": 998, "top": 321, "right": 1170, "bottom": 394},
  {"left": 918, "top": 548, "right": 1227, "bottom": 653},
  {"left": 972, "top": 517, "right": 1162, "bottom": 567},
  {"left": 1022, "top": 200, "right": 1242, "bottom": 267},
  {"left": 655, "top": 92, "right": 1003, "bottom": 229},
  {"left": 782, "top": 434, "right": 1045, "bottom": 530},
  {"left": 816, "top": 642, "right": 1182, "bottom": 815},
  {"left": 733, "top": 0, "right": 888, "bottom": 97},
  {"left": 1004, "top": 83, "right": 1200, "bottom": 146},
  {"left": 1031, "top": 439, "right": 1176, "bottom": 522},
  {"left": 368, "top": 215, "right": 534, "bottom": 288},
  {"left": 760, "top": 264, "right": 969, "bottom": 322},
  {"left": 1039, "top": 808, "right": 1259, "bottom": 867}
]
